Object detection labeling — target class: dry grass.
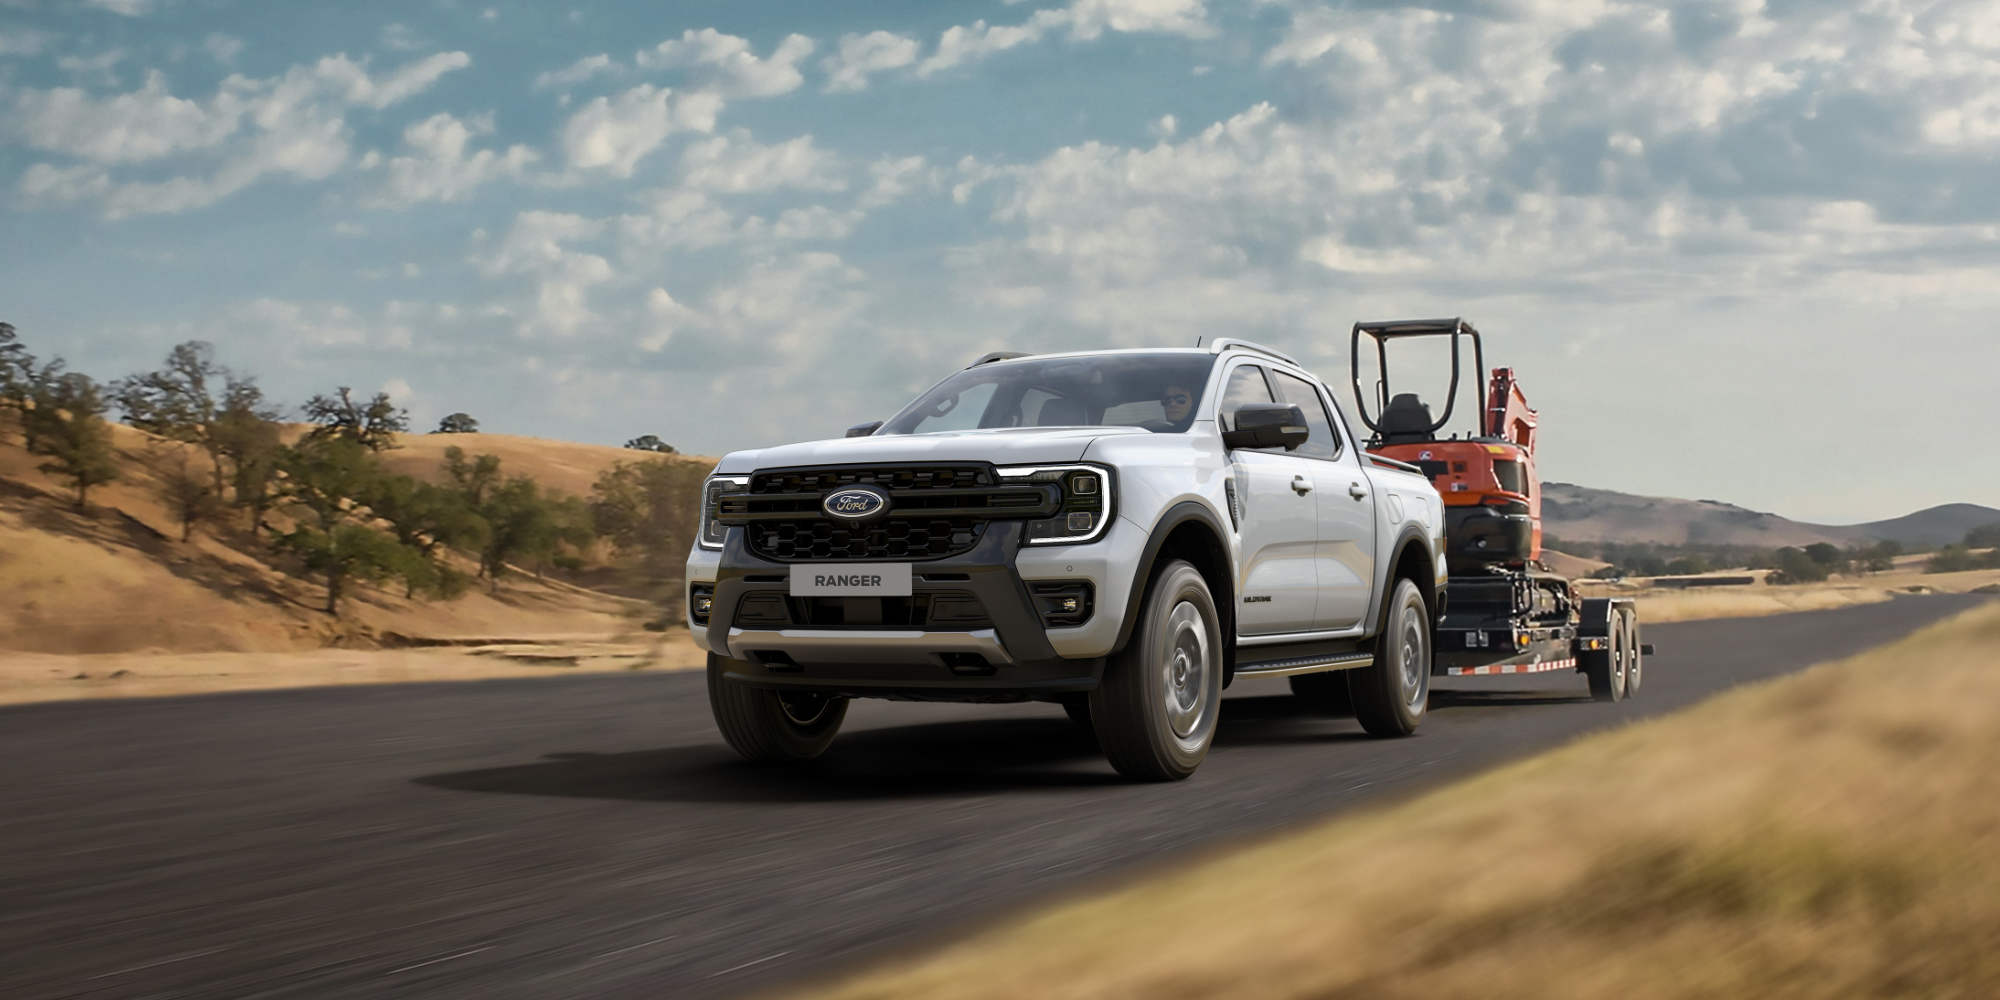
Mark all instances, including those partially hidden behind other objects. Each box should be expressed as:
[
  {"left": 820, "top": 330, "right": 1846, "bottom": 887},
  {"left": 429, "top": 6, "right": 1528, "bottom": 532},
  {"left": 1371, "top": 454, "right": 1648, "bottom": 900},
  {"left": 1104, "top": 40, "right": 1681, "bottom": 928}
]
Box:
[
  {"left": 797, "top": 600, "right": 2000, "bottom": 1000},
  {"left": 1593, "top": 566, "right": 2000, "bottom": 624}
]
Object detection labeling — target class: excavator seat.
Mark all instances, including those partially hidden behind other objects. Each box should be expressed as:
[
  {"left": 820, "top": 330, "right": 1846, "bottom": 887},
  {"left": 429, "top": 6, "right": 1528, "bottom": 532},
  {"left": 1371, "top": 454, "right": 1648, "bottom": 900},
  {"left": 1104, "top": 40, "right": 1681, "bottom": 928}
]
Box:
[{"left": 1377, "top": 393, "right": 1436, "bottom": 445}]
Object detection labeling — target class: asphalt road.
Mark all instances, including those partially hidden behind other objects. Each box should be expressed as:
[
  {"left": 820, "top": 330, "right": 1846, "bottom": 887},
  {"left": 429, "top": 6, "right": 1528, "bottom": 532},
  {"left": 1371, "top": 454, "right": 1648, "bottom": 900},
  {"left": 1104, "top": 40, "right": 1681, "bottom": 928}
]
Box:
[{"left": 2, "top": 594, "right": 1985, "bottom": 1000}]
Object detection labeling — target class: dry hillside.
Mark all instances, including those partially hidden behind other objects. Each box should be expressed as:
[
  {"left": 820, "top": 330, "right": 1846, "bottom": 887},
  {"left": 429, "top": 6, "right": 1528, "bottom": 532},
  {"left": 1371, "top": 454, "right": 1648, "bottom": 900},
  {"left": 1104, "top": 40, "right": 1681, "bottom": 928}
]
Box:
[
  {"left": 1543, "top": 481, "right": 2000, "bottom": 548},
  {"left": 0, "top": 418, "right": 710, "bottom": 655}
]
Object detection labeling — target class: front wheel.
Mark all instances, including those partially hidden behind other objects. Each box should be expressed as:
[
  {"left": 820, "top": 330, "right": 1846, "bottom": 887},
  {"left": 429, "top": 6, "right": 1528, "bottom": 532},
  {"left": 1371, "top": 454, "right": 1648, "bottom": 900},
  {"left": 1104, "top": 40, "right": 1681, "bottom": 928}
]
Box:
[
  {"left": 706, "top": 654, "right": 849, "bottom": 761},
  {"left": 1352, "top": 578, "right": 1431, "bottom": 737},
  {"left": 1090, "top": 559, "right": 1223, "bottom": 781}
]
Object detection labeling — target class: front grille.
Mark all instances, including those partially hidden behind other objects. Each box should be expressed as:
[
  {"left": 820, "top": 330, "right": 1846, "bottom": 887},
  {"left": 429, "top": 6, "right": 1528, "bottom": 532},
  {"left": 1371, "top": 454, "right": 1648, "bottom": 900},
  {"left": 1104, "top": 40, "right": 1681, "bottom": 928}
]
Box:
[
  {"left": 750, "top": 519, "right": 988, "bottom": 561},
  {"left": 734, "top": 590, "right": 991, "bottom": 629},
  {"left": 724, "top": 464, "right": 1055, "bottom": 563}
]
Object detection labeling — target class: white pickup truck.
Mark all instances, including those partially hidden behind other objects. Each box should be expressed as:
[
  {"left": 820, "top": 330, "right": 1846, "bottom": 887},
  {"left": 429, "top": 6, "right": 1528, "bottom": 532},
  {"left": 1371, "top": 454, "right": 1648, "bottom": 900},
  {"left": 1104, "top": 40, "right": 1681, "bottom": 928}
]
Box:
[{"left": 685, "top": 340, "right": 1447, "bottom": 780}]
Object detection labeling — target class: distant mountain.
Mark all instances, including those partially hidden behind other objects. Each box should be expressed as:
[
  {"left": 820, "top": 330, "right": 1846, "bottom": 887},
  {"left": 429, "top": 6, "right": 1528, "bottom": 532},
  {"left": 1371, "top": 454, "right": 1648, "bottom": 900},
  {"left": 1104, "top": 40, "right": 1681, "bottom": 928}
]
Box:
[{"left": 1541, "top": 482, "right": 2000, "bottom": 549}]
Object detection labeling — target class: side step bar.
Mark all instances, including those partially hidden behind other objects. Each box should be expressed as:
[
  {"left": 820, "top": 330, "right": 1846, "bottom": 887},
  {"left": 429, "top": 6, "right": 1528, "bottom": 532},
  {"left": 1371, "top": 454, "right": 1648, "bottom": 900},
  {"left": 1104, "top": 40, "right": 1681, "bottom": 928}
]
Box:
[{"left": 1233, "top": 650, "right": 1374, "bottom": 679}]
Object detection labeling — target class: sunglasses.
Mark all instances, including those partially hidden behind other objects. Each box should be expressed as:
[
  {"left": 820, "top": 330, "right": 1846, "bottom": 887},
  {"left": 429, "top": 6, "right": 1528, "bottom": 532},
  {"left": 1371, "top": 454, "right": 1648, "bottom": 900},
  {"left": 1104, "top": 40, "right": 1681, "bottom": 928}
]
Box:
[{"left": 1161, "top": 393, "right": 1191, "bottom": 405}]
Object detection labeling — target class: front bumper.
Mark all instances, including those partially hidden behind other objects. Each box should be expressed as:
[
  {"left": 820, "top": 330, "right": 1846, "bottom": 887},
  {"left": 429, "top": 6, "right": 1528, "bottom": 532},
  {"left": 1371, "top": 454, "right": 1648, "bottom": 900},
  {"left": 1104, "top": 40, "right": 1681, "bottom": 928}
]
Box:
[{"left": 684, "top": 516, "right": 1145, "bottom": 699}]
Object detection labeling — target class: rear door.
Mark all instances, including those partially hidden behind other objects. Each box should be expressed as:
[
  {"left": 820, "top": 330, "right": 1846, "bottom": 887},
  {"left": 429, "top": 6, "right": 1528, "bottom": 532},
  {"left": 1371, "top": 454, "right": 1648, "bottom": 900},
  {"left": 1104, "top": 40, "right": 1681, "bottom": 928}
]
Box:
[
  {"left": 1219, "top": 362, "right": 1321, "bottom": 635},
  {"left": 1269, "top": 369, "right": 1378, "bottom": 630}
]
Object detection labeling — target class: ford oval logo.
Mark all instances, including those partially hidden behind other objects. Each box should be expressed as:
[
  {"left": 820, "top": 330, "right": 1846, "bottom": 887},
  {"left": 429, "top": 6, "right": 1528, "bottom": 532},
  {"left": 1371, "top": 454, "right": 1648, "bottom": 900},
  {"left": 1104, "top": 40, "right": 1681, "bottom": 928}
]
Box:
[{"left": 823, "top": 487, "right": 889, "bottom": 520}]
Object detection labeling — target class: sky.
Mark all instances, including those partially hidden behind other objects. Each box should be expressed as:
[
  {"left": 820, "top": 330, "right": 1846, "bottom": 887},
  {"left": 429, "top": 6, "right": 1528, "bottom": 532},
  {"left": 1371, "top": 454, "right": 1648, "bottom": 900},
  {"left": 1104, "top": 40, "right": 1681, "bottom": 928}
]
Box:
[{"left": 1, "top": 0, "right": 1995, "bottom": 525}]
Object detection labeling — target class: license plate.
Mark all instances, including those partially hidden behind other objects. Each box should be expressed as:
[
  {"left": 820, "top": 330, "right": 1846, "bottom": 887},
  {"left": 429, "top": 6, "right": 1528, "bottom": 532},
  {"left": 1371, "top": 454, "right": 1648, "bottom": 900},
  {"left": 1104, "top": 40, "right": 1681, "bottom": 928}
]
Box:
[{"left": 788, "top": 564, "right": 913, "bottom": 597}]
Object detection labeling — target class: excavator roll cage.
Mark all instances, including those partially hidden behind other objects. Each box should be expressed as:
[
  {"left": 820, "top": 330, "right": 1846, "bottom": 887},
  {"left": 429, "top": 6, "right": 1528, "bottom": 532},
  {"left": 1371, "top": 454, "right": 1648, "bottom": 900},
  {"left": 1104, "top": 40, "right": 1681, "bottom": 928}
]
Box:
[{"left": 1350, "top": 317, "right": 1489, "bottom": 444}]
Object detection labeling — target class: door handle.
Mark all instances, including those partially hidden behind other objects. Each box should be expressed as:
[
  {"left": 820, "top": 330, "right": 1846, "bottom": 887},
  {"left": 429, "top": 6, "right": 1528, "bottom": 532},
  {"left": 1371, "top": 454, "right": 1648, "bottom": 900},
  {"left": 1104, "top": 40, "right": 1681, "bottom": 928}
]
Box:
[
  {"left": 1292, "top": 475, "right": 1313, "bottom": 495},
  {"left": 1349, "top": 482, "right": 1368, "bottom": 500}
]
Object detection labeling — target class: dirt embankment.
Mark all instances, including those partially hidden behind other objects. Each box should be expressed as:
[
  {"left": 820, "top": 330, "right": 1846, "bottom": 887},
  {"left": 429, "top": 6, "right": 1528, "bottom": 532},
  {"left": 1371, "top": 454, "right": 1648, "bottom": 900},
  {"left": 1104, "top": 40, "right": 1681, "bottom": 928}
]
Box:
[{"left": 801, "top": 599, "right": 2000, "bottom": 1000}]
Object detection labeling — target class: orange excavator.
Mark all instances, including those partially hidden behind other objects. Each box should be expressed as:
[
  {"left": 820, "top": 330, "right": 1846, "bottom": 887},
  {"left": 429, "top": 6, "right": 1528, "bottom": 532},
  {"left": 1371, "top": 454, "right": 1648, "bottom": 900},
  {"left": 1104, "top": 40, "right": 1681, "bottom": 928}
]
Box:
[
  {"left": 1348, "top": 318, "right": 1650, "bottom": 702},
  {"left": 1349, "top": 318, "right": 1541, "bottom": 569}
]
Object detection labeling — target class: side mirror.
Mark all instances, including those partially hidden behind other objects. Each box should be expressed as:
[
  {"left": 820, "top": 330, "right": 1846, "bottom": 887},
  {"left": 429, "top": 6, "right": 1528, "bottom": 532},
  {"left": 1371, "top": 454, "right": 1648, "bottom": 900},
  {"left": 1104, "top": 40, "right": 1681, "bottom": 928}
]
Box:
[
  {"left": 1222, "top": 403, "right": 1309, "bottom": 451},
  {"left": 846, "top": 420, "right": 883, "bottom": 438}
]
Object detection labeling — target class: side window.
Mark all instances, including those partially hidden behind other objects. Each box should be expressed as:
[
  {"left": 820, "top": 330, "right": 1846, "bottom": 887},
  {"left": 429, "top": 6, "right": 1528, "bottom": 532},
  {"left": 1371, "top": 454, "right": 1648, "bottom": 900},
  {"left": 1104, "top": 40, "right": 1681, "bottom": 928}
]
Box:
[
  {"left": 1271, "top": 371, "right": 1341, "bottom": 460},
  {"left": 1217, "top": 365, "right": 1273, "bottom": 430}
]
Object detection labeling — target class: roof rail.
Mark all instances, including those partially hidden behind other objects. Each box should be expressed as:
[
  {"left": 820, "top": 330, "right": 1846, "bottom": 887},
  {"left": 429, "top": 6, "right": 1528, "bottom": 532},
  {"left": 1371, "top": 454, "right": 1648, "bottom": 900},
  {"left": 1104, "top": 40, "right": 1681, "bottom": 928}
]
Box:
[
  {"left": 1200, "top": 337, "right": 1301, "bottom": 367},
  {"left": 965, "top": 351, "right": 1031, "bottom": 368}
]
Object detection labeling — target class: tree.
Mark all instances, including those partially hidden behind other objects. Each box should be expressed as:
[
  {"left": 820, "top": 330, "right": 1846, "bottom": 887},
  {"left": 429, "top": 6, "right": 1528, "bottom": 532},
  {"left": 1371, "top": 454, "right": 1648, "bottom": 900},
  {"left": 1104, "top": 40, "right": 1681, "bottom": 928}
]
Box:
[
  {"left": 442, "top": 445, "right": 502, "bottom": 507},
  {"left": 624, "top": 434, "right": 675, "bottom": 453},
  {"left": 113, "top": 341, "right": 246, "bottom": 498},
  {"left": 26, "top": 372, "right": 120, "bottom": 511},
  {"left": 16, "top": 356, "right": 66, "bottom": 452},
  {"left": 434, "top": 412, "right": 479, "bottom": 434},
  {"left": 591, "top": 457, "right": 710, "bottom": 581},
  {"left": 365, "top": 474, "right": 483, "bottom": 598},
  {"left": 149, "top": 447, "right": 222, "bottom": 542},
  {"left": 303, "top": 386, "right": 407, "bottom": 451},
  {"left": 0, "top": 322, "right": 30, "bottom": 438},
  {"left": 1965, "top": 523, "right": 2000, "bottom": 550},
  {"left": 210, "top": 390, "right": 284, "bottom": 534},
  {"left": 269, "top": 436, "right": 416, "bottom": 615},
  {"left": 473, "top": 476, "right": 564, "bottom": 589},
  {"left": 1769, "top": 546, "right": 1831, "bottom": 585}
]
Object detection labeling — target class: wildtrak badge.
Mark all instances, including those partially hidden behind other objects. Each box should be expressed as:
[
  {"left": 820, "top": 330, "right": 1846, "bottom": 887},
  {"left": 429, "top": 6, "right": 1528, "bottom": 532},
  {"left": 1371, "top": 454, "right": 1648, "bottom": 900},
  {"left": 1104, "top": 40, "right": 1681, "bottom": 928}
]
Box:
[{"left": 788, "top": 563, "right": 913, "bottom": 597}]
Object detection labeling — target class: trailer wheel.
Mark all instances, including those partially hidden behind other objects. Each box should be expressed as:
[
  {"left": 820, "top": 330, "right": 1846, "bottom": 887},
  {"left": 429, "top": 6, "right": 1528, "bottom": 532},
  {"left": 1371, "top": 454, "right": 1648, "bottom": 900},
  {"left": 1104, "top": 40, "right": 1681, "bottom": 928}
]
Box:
[
  {"left": 1621, "top": 609, "right": 1642, "bottom": 697},
  {"left": 1289, "top": 671, "right": 1354, "bottom": 716},
  {"left": 1586, "top": 613, "right": 1628, "bottom": 703},
  {"left": 1352, "top": 577, "right": 1430, "bottom": 737}
]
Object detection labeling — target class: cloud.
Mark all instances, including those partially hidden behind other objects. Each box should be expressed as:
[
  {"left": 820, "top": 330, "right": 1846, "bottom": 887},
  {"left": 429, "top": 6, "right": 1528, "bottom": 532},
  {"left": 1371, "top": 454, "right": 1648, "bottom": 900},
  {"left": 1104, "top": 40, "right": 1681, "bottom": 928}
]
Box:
[
  {"left": 636, "top": 28, "right": 815, "bottom": 98},
  {"left": 558, "top": 83, "right": 721, "bottom": 176},
  {"left": 822, "top": 31, "right": 920, "bottom": 92},
  {"left": 81, "top": 0, "right": 151, "bottom": 15},
  {"left": 11, "top": 52, "right": 473, "bottom": 216},
  {"left": 918, "top": 0, "right": 1212, "bottom": 76},
  {"left": 377, "top": 112, "right": 537, "bottom": 205},
  {"left": 56, "top": 48, "right": 127, "bottom": 87},
  {"left": 678, "top": 131, "right": 845, "bottom": 193},
  {"left": 474, "top": 211, "right": 616, "bottom": 336},
  {"left": 379, "top": 23, "right": 423, "bottom": 52},
  {"left": 0, "top": 28, "right": 56, "bottom": 58},
  {"left": 533, "top": 53, "right": 616, "bottom": 91},
  {"left": 204, "top": 33, "right": 244, "bottom": 64}
]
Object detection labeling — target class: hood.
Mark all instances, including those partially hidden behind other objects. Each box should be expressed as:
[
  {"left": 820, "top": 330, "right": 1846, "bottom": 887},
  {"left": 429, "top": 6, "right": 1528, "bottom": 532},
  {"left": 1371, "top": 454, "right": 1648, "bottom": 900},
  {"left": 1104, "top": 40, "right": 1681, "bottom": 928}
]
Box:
[{"left": 716, "top": 426, "right": 1148, "bottom": 473}]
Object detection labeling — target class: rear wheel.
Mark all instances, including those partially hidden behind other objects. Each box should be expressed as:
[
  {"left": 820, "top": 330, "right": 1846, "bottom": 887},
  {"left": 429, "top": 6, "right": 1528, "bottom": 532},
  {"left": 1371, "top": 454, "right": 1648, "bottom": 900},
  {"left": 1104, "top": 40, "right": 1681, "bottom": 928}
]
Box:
[
  {"left": 1289, "top": 671, "right": 1354, "bottom": 716},
  {"left": 1586, "top": 613, "right": 1628, "bottom": 702},
  {"left": 706, "top": 654, "right": 849, "bottom": 761},
  {"left": 1090, "top": 560, "right": 1222, "bottom": 781},
  {"left": 1351, "top": 578, "right": 1430, "bottom": 737}
]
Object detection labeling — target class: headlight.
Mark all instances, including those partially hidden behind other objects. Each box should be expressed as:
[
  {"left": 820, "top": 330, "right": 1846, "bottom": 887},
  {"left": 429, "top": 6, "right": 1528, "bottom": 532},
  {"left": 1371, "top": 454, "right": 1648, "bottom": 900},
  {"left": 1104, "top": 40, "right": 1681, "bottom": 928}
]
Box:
[
  {"left": 997, "top": 464, "right": 1113, "bottom": 545},
  {"left": 697, "top": 474, "right": 749, "bottom": 550}
]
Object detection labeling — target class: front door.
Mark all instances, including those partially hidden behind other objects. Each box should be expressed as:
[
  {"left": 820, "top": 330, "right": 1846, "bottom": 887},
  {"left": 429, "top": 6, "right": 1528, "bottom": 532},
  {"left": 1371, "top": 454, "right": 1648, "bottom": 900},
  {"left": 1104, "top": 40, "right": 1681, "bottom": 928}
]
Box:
[
  {"left": 1219, "top": 363, "right": 1321, "bottom": 635},
  {"left": 1269, "top": 370, "right": 1378, "bottom": 629}
]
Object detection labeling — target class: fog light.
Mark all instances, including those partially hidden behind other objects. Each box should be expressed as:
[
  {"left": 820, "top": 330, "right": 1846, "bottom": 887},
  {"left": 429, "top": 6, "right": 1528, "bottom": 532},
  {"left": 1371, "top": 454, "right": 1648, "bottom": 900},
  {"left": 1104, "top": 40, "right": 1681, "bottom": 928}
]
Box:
[
  {"left": 689, "top": 584, "right": 715, "bottom": 626},
  {"left": 1030, "top": 582, "right": 1094, "bottom": 628}
]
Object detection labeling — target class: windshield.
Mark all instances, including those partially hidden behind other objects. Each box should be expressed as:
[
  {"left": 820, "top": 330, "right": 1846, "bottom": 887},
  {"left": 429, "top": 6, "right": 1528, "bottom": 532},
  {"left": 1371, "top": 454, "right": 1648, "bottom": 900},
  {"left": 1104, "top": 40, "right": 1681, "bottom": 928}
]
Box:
[{"left": 881, "top": 353, "right": 1218, "bottom": 435}]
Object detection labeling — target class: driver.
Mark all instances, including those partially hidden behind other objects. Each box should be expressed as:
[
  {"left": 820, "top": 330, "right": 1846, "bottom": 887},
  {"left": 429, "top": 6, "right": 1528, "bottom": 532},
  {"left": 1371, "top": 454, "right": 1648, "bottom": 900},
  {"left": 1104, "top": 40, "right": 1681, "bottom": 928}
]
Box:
[{"left": 1160, "top": 384, "right": 1194, "bottom": 425}]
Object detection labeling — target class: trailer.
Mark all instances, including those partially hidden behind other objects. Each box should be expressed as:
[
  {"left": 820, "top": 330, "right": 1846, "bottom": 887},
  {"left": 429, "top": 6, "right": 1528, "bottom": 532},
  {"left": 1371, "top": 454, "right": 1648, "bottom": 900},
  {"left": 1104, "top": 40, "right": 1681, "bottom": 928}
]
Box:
[{"left": 1350, "top": 318, "right": 1653, "bottom": 701}]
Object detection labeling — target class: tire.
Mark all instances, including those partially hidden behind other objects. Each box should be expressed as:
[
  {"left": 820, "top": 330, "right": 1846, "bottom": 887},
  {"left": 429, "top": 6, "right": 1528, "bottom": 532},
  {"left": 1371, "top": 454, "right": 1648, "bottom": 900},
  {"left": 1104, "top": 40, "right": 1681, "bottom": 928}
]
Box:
[
  {"left": 1352, "top": 577, "right": 1431, "bottom": 737},
  {"left": 1621, "top": 609, "right": 1642, "bottom": 697},
  {"left": 1289, "top": 671, "right": 1354, "bottom": 716},
  {"left": 1090, "top": 559, "right": 1223, "bottom": 781},
  {"left": 706, "top": 653, "right": 849, "bottom": 762},
  {"left": 1586, "top": 611, "right": 1628, "bottom": 703}
]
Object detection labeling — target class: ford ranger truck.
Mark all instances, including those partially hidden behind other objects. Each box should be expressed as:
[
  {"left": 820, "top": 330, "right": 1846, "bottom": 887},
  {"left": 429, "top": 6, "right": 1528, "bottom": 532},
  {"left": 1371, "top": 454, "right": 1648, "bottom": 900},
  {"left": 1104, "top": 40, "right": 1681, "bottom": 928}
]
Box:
[{"left": 685, "top": 340, "right": 1447, "bottom": 781}]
